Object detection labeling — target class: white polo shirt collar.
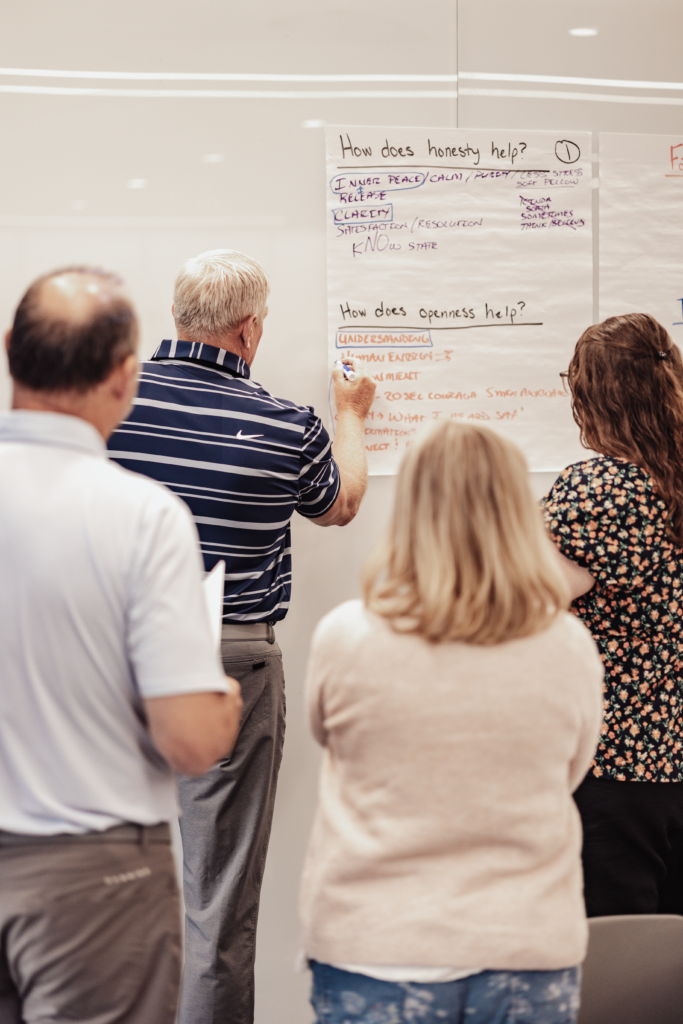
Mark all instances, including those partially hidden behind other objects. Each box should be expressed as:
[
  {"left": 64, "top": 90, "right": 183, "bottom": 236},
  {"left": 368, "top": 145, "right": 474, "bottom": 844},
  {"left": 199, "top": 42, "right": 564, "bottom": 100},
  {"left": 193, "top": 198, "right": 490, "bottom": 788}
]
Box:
[{"left": 0, "top": 410, "right": 105, "bottom": 457}]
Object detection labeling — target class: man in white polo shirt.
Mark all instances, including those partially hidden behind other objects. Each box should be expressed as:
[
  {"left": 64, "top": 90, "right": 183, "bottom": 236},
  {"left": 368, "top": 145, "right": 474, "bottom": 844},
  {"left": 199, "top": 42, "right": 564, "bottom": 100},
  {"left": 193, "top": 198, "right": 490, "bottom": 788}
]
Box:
[{"left": 0, "top": 266, "right": 243, "bottom": 1024}]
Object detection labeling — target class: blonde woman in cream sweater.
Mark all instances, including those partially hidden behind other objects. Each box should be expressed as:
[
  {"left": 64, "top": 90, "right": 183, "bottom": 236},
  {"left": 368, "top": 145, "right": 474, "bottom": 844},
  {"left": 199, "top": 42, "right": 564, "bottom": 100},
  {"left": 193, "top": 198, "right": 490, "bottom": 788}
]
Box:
[{"left": 300, "top": 421, "right": 604, "bottom": 1024}]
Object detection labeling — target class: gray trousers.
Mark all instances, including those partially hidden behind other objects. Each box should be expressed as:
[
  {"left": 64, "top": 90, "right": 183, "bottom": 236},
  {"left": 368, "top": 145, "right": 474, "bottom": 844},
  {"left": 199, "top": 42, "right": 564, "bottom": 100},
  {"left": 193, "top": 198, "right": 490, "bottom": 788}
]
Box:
[
  {"left": 177, "top": 630, "right": 285, "bottom": 1024},
  {"left": 0, "top": 824, "right": 181, "bottom": 1024}
]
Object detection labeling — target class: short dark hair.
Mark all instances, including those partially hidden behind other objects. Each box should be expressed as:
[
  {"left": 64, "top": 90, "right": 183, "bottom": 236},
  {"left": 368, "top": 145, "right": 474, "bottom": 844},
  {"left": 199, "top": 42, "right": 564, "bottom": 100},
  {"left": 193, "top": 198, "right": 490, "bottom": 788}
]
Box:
[{"left": 7, "top": 266, "right": 138, "bottom": 392}]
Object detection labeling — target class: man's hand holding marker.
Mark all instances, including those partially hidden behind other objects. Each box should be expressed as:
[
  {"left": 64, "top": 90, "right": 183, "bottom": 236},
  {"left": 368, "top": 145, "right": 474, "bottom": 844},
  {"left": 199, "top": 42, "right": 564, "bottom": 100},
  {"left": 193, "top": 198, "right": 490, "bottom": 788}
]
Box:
[
  {"left": 335, "top": 359, "right": 356, "bottom": 381},
  {"left": 332, "top": 356, "right": 376, "bottom": 420},
  {"left": 317, "top": 355, "right": 376, "bottom": 526}
]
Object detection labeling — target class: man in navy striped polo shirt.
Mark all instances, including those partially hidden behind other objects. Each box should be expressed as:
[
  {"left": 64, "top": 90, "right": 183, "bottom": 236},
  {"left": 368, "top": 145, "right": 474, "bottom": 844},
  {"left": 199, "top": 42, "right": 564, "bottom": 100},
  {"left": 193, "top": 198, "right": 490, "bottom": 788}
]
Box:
[{"left": 108, "top": 249, "right": 375, "bottom": 1024}]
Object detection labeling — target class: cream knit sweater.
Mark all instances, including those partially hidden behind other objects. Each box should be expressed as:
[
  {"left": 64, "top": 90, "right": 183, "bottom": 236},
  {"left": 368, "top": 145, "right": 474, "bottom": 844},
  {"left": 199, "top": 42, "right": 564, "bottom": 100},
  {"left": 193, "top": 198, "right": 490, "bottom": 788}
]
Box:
[{"left": 300, "top": 600, "right": 604, "bottom": 971}]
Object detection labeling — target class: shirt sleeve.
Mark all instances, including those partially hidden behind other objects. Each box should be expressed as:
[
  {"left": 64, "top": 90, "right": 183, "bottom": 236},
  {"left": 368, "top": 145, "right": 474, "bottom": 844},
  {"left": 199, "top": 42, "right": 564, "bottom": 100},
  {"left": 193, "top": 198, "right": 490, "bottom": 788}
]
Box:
[
  {"left": 564, "top": 618, "right": 605, "bottom": 791},
  {"left": 125, "top": 487, "right": 229, "bottom": 699},
  {"left": 542, "top": 459, "right": 665, "bottom": 589},
  {"left": 296, "top": 407, "right": 341, "bottom": 520}
]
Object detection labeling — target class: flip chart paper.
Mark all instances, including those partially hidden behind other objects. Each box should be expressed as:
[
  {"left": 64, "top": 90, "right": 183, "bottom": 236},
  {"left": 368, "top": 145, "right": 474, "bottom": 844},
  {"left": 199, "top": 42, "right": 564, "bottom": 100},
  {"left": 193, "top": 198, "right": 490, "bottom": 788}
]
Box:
[
  {"left": 600, "top": 133, "right": 683, "bottom": 347},
  {"left": 203, "top": 560, "right": 225, "bottom": 652},
  {"left": 326, "top": 126, "right": 593, "bottom": 474}
]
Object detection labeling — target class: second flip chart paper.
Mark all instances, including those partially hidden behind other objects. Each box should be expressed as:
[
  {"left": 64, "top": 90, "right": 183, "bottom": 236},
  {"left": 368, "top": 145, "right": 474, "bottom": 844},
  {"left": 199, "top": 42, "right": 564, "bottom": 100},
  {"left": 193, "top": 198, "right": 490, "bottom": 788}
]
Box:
[
  {"left": 326, "top": 127, "right": 593, "bottom": 473},
  {"left": 600, "top": 132, "right": 683, "bottom": 344}
]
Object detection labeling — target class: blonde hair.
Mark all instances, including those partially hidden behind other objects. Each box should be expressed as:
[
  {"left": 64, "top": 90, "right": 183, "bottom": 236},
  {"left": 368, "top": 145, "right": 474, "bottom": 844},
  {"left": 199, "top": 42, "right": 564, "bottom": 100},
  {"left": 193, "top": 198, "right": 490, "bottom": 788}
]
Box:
[
  {"left": 363, "top": 421, "right": 568, "bottom": 645},
  {"left": 173, "top": 249, "right": 270, "bottom": 340}
]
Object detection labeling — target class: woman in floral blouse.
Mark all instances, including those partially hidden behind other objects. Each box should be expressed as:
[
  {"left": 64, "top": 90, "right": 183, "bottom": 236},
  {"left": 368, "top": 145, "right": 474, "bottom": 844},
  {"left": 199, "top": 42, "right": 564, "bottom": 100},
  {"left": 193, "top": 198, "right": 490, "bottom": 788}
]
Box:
[{"left": 543, "top": 312, "right": 683, "bottom": 917}]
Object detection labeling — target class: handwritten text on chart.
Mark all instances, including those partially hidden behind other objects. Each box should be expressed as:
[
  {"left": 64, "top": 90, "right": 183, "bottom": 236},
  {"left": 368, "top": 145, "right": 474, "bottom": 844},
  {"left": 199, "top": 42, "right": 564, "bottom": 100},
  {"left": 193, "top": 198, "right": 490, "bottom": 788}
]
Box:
[
  {"left": 330, "top": 168, "right": 585, "bottom": 208},
  {"left": 355, "top": 380, "right": 569, "bottom": 452},
  {"left": 667, "top": 143, "right": 683, "bottom": 177},
  {"left": 331, "top": 172, "right": 424, "bottom": 206},
  {"left": 332, "top": 190, "right": 586, "bottom": 251},
  {"left": 332, "top": 205, "right": 393, "bottom": 223},
  {"left": 339, "top": 300, "right": 532, "bottom": 326},
  {"left": 327, "top": 127, "right": 593, "bottom": 472},
  {"left": 336, "top": 331, "right": 432, "bottom": 348},
  {"left": 337, "top": 134, "right": 582, "bottom": 168},
  {"left": 520, "top": 196, "right": 585, "bottom": 231}
]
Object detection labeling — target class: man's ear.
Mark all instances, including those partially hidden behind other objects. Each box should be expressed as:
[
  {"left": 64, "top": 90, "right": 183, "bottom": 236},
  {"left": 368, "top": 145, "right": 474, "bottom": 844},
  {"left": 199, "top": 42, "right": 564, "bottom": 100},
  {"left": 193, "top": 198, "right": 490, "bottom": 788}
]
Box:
[
  {"left": 5, "top": 330, "right": 11, "bottom": 354},
  {"left": 239, "top": 315, "right": 258, "bottom": 350},
  {"left": 110, "top": 353, "right": 139, "bottom": 400}
]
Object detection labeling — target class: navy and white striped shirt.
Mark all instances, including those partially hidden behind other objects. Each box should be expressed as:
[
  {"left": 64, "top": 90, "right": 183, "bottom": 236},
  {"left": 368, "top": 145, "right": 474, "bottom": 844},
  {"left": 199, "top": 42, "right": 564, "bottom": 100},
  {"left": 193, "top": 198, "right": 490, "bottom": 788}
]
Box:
[{"left": 108, "top": 340, "right": 340, "bottom": 622}]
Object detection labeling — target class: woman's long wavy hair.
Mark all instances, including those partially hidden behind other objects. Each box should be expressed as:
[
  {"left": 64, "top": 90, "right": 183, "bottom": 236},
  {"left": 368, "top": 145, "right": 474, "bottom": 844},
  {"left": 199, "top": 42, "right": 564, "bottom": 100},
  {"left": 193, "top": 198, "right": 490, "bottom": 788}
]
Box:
[
  {"left": 567, "top": 313, "right": 683, "bottom": 546},
  {"left": 362, "top": 421, "right": 569, "bottom": 645}
]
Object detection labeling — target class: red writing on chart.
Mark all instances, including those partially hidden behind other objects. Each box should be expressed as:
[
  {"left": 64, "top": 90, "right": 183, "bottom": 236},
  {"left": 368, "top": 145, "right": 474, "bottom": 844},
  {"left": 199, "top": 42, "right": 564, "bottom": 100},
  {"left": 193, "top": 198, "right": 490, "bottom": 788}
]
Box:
[
  {"left": 666, "top": 144, "right": 683, "bottom": 177},
  {"left": 337, "top": 331, "right": 431, "bottom": 347}
]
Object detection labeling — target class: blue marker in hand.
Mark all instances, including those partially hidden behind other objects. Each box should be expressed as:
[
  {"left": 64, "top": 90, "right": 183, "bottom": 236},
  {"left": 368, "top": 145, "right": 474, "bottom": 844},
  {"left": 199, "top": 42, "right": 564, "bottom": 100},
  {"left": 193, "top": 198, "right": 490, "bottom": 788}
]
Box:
[{"left": 335, "top": 359, "right": 357, "bottom": 381}]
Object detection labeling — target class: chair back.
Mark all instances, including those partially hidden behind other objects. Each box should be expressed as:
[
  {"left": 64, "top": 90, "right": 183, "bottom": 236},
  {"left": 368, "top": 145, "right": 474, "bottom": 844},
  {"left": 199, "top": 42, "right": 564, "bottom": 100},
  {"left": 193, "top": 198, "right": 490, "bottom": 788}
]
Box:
[{"left": 578, "top": 914, "right": 683, "bottom": 1024}]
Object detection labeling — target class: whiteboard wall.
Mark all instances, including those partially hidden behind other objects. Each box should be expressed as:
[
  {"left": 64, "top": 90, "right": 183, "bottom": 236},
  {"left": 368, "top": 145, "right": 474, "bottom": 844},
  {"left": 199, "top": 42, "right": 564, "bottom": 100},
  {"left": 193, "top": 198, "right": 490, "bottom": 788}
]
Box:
[{"left": 1, "top": 1, "right": 683, "bottom": 1021}]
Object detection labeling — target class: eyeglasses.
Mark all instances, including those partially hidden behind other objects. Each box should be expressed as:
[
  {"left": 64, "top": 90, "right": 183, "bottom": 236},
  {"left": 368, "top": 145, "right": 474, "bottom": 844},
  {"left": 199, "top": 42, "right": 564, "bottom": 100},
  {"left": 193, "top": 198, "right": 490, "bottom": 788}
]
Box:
[{"left": 559, "top": 370, "right": 570, "bottom": 392}]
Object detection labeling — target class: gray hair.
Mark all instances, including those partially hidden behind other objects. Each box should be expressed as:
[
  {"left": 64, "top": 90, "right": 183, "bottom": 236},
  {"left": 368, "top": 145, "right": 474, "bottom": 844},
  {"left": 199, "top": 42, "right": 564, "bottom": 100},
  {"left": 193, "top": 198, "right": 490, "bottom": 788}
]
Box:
[{"left": 173, "top": 249, "right": 270, "bottom": 340}]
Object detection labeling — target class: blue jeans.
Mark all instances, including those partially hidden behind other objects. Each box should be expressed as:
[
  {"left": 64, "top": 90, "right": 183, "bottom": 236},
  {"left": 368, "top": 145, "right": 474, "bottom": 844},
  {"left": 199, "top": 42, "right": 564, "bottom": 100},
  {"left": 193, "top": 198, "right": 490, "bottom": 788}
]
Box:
[{"left": 310, "top": 961, "right": 581, "bottom": 1024}]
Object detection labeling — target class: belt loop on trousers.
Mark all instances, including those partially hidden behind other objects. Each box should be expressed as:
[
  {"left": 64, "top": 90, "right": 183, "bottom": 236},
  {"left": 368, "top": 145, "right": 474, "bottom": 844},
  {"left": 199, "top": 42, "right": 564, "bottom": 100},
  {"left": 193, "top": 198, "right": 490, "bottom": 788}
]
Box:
[{"left": 221, "top": 621, "right": 276, "bottom": 643}]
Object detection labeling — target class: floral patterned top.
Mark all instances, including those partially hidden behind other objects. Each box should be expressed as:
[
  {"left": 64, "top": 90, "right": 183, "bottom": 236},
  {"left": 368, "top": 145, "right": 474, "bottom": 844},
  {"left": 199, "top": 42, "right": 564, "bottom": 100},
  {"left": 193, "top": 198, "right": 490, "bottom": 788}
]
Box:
[{"left": 542, "top": 457, "right": 683, "bottom": 782}]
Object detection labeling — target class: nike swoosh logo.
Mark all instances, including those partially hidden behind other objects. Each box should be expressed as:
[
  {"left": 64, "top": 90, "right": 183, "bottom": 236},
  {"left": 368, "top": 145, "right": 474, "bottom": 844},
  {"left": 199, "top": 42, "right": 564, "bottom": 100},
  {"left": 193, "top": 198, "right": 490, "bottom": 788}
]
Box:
[{"left": 235, "top": 429, "right": 264, "bottom": 440}]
